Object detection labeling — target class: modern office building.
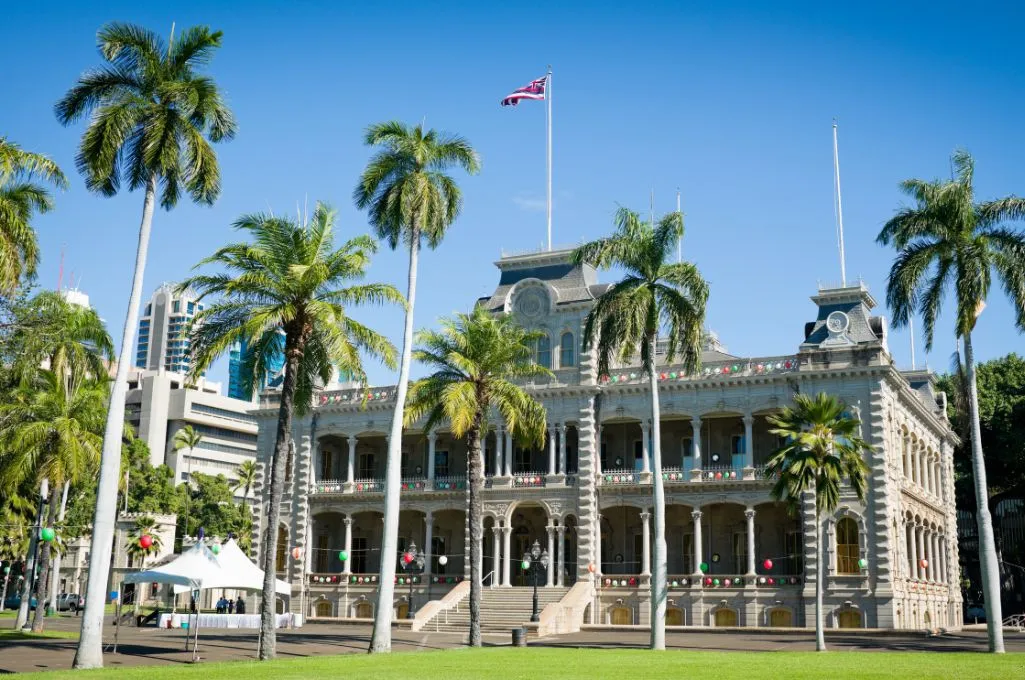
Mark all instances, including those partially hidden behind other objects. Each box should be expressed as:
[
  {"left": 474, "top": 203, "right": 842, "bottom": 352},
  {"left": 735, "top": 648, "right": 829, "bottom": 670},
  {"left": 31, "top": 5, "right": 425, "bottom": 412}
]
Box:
[
  {"left": 228, "top": 334, "right": 286, "bottom": 401},
  {"left": 249, "top": 247, "right": 959, "bottom": 632},
  {"left": 135, "top": 284, "right": 204, "bottom": 374}
]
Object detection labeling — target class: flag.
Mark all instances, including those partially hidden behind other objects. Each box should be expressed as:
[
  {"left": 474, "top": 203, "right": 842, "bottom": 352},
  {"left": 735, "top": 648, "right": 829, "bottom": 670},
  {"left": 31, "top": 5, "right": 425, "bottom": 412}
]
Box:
[{"left": 500, "top": 75, "right": 548, "bottom": 106}]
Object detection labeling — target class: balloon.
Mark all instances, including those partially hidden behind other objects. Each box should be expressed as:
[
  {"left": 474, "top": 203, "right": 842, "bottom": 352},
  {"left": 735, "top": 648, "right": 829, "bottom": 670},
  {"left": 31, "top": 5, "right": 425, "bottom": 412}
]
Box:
[
  {"left": 712, "top": 578, "right": 720, "bottom": 586},
  {"left": 858, "top": 558, "right": 867, "bottom": 569},
  {"left": 587, "top": 563, "right": 595, "bottom": 574},
  {"left": 520, "top": 560, "right": 530, "bottom": 571},
  {"left": 292, "top": 547, "right": 302, "bottom": 560},
  {"left": 402, "top": 552, "right": 413, "bottom": 565},
  {"left": 438, "top": 555, "right": 448, "bottom": 566},
  {"left": 40, "top": 527, "right": 55, "bottom": 542},
  {"left": 210, "top": 544, "right": 220, "bottom": 555},
  {"left": 338, "top": 550, "right": 349, "bottom": 562},
  {"left": 762, "top": 559, "right": 773, "bottom": 570},
  {"left": 723, "top": 578, "right": 732, "bottom": 587},
  {"left": 139, "top": 534, "right": 153, "bottom": 549},
  {"left": 919, "top": 559, "right": 929, "bottom": 569},
  {"left": 3, "top": 566, "right": 10, "bottom": 574},
  {"left": 699, "top": 562, "right": 708, "bottom": 573}
]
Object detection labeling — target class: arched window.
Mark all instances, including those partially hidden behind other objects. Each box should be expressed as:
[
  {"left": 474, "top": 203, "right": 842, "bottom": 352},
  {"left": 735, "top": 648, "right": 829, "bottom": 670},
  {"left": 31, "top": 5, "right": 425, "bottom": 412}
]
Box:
[
  {"left": 560, "top": 332, "right": 575, "bottom": 367},
  {"left": 836, "top": 517, "right": 859, "bottom": 574},
  {"left": 535, "top": 334, "right": 551, "bottom": 368},
  {"left": 275, "top": 526, "right": 289, "bottom": 573}
]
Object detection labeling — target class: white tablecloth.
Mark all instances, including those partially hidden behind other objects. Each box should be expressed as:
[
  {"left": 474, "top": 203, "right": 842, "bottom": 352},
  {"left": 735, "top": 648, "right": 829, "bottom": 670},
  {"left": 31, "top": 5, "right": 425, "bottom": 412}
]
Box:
[{"left": 157, "top": 613, "right": 300, "bottom": 629}]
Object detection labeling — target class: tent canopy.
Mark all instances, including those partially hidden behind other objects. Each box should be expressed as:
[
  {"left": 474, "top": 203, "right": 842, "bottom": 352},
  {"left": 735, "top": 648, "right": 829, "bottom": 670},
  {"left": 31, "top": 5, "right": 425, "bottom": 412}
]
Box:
[
  {"left": 123, "top": 542, "right": 220, "bottom": 590},
  {"left": 197, "top": 538, "right": 292, "bottom": 596}
]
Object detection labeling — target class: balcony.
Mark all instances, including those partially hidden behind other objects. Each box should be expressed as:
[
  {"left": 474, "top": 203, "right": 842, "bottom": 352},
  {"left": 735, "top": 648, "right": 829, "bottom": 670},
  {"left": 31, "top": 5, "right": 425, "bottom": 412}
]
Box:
[
  {"left": 598, "top": 463, "right": 771, "bottom": 487},
  {"left": 309, "top": 474, "right": 471, "bottom": 496}
]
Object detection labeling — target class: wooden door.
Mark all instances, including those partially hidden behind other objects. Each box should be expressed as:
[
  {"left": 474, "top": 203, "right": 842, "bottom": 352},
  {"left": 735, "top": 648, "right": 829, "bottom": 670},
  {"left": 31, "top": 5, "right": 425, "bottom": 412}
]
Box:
[
  {"left": 610, "top": 606, "right": 632, "bottom": 625},
  {"left": 316, "top": 601, "right": 332, "bottom": 617},
  {"left": 769, "top": 609, "right": 792, "bottom": 627},
  {"left": 666, "top": 608, "right": 684, "bottom": 625},
  {"left": 355, "top": 601, "right": 372, "bottom": 618},
  {"left": 714, "top": 608, "right": 738, "bottom": 626},
  {"left": 838, "top": 610, "right": 861, "bottom": 628}
]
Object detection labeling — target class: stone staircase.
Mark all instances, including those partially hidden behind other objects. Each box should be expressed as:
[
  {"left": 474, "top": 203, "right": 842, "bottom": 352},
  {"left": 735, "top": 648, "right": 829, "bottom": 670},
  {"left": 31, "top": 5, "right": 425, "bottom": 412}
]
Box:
[{"left": 424, "top": 587, "right": 569, "bottom": 634}]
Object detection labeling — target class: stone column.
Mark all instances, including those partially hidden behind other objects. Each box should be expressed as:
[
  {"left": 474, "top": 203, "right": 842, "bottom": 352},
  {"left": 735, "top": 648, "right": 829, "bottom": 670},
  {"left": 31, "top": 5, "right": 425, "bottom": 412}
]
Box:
[
  {"left": 640, "top": 510, "right": 651, "bottom": 576},
  {"left": 916, "top": 524, "right": 925, "bottom": 580},
  {"left": 424, "top": 511, "right": 434, "bottom": 577},
  {"left": 495, "top": 427, "right": 504, "bottom": 476},
  {"left": 504, "top": 430, "right": 513, "bottom": 477},
  {"left": 546, "top": 524, "right": 556, "bottom": 586},
  {"left": 745, "top": 507, "right": 756, "bottom": 576},
  {"left": 691, "top": 418, "right": 703, "bottom": 470},
  {"left": 427, "top": 431, "right": 437, "bottom": 484},
  {"left": 907, "top": 522, "right": 916, "bottom": 579},
  {"left": 692, "top": 510, "right": 703, "bottom": 576},
  {"left": 343, "top": 517, "right": 353, "bottom": 574},
  {"left": 742, "top": 414, "right": 754, "bottom": 470},
  {"left": 547, "top": 426, "right": 557, "bottom": 476},
  {"left": 640, "top": 421, "right": 651, "bottom": 473},
  {"left": 501, "top": 525, "right": 512, "bottom": 586},
  {"left": 491, "top": 526, "right": 501, "bottom": 586},
  {"left": 595, "top": 514, "right": 603, "bottom": 576},
  {"left": 556, "top": 525, "right": 566, "bottom": 587},
  {"left": 558, "top": 423, "right": 568, "bottom": 475},
  {"left": 931, "top": 531, "right": 940, "bottom": 582},
  {"left": 596, "top": 426, "right": 603, "bottom": 476},
  {"left": 346, "top": 436, "right": 357, "bottom": 484}
]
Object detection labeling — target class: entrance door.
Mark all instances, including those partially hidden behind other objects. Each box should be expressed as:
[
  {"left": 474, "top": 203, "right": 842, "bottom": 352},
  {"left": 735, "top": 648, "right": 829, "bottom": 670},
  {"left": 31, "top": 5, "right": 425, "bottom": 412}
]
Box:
[
  {"left": 355, "top": 601, "right": 372, "bottom": 618},
  {"left": 838, "top": 610, "right": 862, "bottom": 628},
  {"left": 666, "top": 608, "right": 684, "bottom": 625},
  {"left": 396, "top": 603, "right": 409, "bottom": 619},
  {"left": 769, "top": 609, "right": 793, "bottom": 627},
  {"left": 513, "top": 531, "right": 532, "bottom": 586},
  {"left": 714, "top": 609, "right": 738, "bottom": 626},
  {"left": 610, "top": 606, "right": 632, "bottom": 624},
  {"left": 316, "top": 601, "right": 332, "bottom": 617}
]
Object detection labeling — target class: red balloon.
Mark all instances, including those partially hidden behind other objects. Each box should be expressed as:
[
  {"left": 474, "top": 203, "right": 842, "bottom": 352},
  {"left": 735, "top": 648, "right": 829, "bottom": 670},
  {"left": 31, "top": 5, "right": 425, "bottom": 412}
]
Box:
[
  {"left": 291, "top": 547, "right": 302, "bottom": 560},
  {"left": 139, "top": 534, "right": 153, "bottom": 549},
  {"left": 587, "top": 563, "right": 596, "bottom": 574},
  {"left": 762, "top": 559, "right": 773, "bottom": 570},
  {"left": 403, "top": 552, "right": 413, "bottom": 565}
]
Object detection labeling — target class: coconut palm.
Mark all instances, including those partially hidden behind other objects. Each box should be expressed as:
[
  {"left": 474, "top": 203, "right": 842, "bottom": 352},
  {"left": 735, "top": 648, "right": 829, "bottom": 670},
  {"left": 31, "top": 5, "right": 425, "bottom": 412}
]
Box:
[
  {"left": 233, "top": 459, "right": 258, "bottom": 509},
  {"left": 0, "top": 137, "right": 67, "bottom": 294},
  {"left": 404, "top": 307, "right": 549, "bottom": 646},
  {"left": 354, "top": 121, "right": 479, "bottom": 653},
  {"left": 55, "top": 22, "right": 236, "bottom": 668},
  {"left": 124, "top": 515, "right": 162, "bottom": 567},
  {"left": 172, "top": 425, "right": 203, "bottom": 541},
  {"left": 573, "top": 206, "right": 708, "bottom": 650},
  {"left": 878, "top": 150, "right": 1025, "bottom": 653},
  {"left": 0, "top": 369, "right": 106, "bottom": 632},
  {"left": 181, "top": 202, "right": 400, "bottom": 660},
  {"left": 765, "top": 392, "right": 871, "bottom": 652}
]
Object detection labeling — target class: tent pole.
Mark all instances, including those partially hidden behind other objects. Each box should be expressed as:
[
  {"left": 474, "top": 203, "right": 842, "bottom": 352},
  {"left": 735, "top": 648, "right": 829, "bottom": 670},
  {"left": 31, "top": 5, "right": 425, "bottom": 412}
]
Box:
[{"left": 192, "top": 609, "right": 201, "bottom": 662}]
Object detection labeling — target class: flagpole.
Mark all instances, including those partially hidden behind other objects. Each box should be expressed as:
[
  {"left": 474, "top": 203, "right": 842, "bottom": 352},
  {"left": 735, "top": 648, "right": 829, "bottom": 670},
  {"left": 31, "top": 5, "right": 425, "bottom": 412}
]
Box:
[
  {"left": 832, "top": 119, "right": 847, "bottom": 287},
  {"left": 546, "top": 65, "right": 553, "bottom": 251}
]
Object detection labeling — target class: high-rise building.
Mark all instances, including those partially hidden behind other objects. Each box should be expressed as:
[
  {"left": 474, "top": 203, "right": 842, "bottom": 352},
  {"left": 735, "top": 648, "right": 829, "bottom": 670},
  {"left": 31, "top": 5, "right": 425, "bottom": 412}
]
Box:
[
  {"left": 228, "top": 333, "right": 286, "bottom": 401},
  {"left": 135, "top": 284, "right": 204, "bottom": 374}
]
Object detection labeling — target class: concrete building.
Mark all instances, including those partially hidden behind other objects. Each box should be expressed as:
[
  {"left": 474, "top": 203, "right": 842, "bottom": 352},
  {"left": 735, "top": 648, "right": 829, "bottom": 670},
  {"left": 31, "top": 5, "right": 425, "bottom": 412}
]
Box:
[
  {"left": 135, "top": 284, "right": 204, "bottom": 374},
  {"left": 249, "top": 248, "right": 959, "bottom": 631}
]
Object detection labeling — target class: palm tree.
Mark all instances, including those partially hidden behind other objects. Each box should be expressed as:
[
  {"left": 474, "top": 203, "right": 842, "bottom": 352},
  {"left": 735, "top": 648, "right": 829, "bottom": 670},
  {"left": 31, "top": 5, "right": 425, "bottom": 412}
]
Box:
[
  {"left": 572, "top": 207, "right": 708, "bottom": 650},
  {"left": 181, "top": 202, "right": 400, "bottom": 660},
  {"left": 172, "top": 425, "right": 203, "bottom": 541},
  {"left": 877, "top": 150, "right": 1025, "bottom": 653},
  {"left": 354, "top": 121, "right": 479, "bottom": 653},
  {"left": 233, "top": 459, "right": 258, "bottom": 510},
  {"left": 55, "top": 22, "right": 236, "bottom": 668},
  {"left": 0, "top": 370, "right": 106, "bottom": 632},
  {"left": 765, "top": 392, "right": 870, "bottom": 652},
  {"left": 124, "top": 515, "right": 163, "bottom": 567},
  {"left": 0, "top": 137, "right": 67, "bottom": 294},
  {"left": 404, "top": 307, "right": 549, "bottom": 646}
]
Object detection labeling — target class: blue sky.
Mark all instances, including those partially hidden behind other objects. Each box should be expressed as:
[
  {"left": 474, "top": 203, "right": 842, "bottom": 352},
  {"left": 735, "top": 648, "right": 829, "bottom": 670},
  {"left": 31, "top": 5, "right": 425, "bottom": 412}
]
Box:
[{"left": 4, "top": 1, "right": 1024, "bottom": 387}]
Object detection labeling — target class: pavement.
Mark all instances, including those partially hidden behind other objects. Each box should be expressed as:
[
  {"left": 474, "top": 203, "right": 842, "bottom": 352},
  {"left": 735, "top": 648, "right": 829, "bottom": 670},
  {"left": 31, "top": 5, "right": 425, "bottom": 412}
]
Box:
[{"left": 1, "top": 613, "right": 1022, "bottom": 674}]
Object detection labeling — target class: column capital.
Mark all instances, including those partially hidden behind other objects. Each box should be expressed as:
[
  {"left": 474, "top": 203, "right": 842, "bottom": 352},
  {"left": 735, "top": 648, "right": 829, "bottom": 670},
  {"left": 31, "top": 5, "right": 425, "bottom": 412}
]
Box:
[
  {"left": 744, "top": 508, "right": 756, "bottom": 520},
  {"left": 742, "top": 413, "right": 754, "bottom": 426},
  {"left": 691, "top": 418, "right": 702, "bottom": 430},
  {"left": 502, "top": 525, "right": 513, "bottom": 535},
  {"left": 556, "top": 422, "right": 565, "bottom": 433},
  {"left": 343, "top": 517, "right": 353, "bottom": 526},
  {"left": 424, "top": 510, "right": 434, "bottom": 522},
  {"left": 427, "top": 430, "right": 438, "bottom": 443},
  {"left": 691, "top": 509, "right": 703, "bottom": 520},
  {"left": 347, "top": 435, "right": 358, "bottom": 447},
  {"left": 546, "top": 524, "right": 556, "bottom": 535},
  {"left": 640, "top": 510, "right": 651, "bottom": 521},
  {"left": 556, "top": 525, "right": 566, "bottom": 536}
]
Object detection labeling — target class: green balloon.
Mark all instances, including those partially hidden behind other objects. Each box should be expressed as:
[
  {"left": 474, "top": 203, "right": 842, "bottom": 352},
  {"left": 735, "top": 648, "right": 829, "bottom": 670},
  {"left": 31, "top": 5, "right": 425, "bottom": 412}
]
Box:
[
  {"left": 699, "top": 562, "right": 708, "bottom": 573},
  {"left": 858, "top": 558, "right": 867, "bottom": 569},
  {"left": 40, "top": 527, "right": 55, "bottom": 542},
  {"left": 210, "top": 544, "right": 220, "bottom": 555},
  {"left": 3, "top": 566, "right": 9, "bottom": 574},
  {"left": 712, "top": 578, "right": 720, "bottom": 586},
  {"left": 520, "top": 560, "right": 530, "bottom": 571},
  {"left": 338, "top": 550, "right": 348, "bottom": 561}
]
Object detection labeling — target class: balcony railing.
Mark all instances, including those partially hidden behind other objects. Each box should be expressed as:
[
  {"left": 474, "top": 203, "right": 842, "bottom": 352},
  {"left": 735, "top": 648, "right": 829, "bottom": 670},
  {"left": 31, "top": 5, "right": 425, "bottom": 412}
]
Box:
[
  {"left": 400, "top": 477, "right": 428, "bottom": 492},
  {"left": 599, "top": 355, "right": 799, "bottom": 386},
  {"left": 352, "top": 478, "right": 382, "bottom": 493},
  {"left": 513, "top": 472, "right": 547, "bottom": 488},
  {"left": 600, "top": 469, "right": 642, "bottom": 486},
  {"left": 597, "top": 574, "right": 801, "bottom": 588},
  {"left": 433, "top": 475, "right": 466, "bottom": 491}
]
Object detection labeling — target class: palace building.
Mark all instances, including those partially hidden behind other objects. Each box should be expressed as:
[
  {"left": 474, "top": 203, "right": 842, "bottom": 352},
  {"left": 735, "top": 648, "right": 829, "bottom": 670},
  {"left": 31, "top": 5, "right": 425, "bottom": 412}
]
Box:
[{"left": 249, "top": 247, "right": 960, "bottom": 632}]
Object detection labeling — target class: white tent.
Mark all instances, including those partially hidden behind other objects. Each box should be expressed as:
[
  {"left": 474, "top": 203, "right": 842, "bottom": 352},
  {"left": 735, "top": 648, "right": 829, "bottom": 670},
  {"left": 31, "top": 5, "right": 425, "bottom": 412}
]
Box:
[
  {"left": 123, "top": 542, "right": 221, "bottom": 591},
  {"left": 190, "top": 538, "right": 291, "bottom": 596}
]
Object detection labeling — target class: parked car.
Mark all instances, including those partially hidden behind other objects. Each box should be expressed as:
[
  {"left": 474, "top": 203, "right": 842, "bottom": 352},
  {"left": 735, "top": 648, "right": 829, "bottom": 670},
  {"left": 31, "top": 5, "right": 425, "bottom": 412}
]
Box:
[
  {"left": 965, "top": 603, "right": 987, "bottom": 623},
  {"left": 55, "top": 593, "right": 83, "bottom": 612},
  {"left": 3, "top": 594, "right": 38, "bottom": 610}
]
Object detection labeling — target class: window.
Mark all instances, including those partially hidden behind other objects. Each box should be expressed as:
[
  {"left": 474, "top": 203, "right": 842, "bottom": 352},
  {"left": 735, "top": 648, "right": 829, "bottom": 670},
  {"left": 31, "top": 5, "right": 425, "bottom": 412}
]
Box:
[
  {"left": 358, "top": 451, "right": 375, "bottom": 478},
  {"left": 732, "top": 532, "right": 747, "bottom": 574},
  {"left": 560, "top": 332, "right": 575, "bottom": 367},
  {"left": 681, "top": 438, "right": 693, "bottom": 460},
  {"left": 172, "top": 300, "right": 181, "bottom": 313},
  {"left": 514, "top": 445, "right": 531, "bottom": 473},
  {"left": 320, "top": 448, "right": 334, "bottom": 480},
  {"left": 144, "top": 304, "right": 151, "bottom": 316},
  {"left": 187, "top": 301, "right": 195, "bottom": 314},
  {"left": 633, "top": 440, "right": 644, "bottom": 471},
  {"left": 275, "top": 526, "right": 288, "bottom": 573},
  {"left": 731, "top": 434, "right": 745, "bottom": 455},
  {"left": 535, "top": 334, "right": 551, "bottom": 368},
  {"left": 434, "top": 450, "right": 449, "bottom": 477},
  {"left": 836, "top": 517, "right": 859, "bottom": 574},
  {"left": 786, "top": 530, "right": 804, "bottom": 574}
]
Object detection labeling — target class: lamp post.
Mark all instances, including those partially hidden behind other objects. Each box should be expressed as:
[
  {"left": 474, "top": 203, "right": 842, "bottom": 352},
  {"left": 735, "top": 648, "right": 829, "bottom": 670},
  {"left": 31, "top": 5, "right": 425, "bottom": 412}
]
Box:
[
  {"left": 521, "top": 540, "right": 550, "bottom": 622},
  {"left": 401, "top": 541, "right": 426, "bottom": 619}
]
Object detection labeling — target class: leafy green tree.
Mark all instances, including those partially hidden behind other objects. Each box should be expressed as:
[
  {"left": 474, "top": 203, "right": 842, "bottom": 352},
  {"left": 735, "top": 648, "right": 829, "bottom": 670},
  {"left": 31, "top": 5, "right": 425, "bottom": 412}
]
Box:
[
  {"left": 877, "top": 150, "right": 1025, "bottom": 653},
  {"left": 178, "top": 473, "right": 248, "bottom": 541},
  {"left": 55, "top": 22, "right": 237, "bottom": 668},
  {"left": 182, "top": 202, "right": 399, "bottom": 660},
  {"left": 0, "top": 137, "right": 67, "bottom": 293},
  {"left": 573, "top": 207, "right": 708, "bottom": 650},
  {"left": 765, "top": 392, "right": 871, "bottom": 652},
  {"left": 404, "top": 307, "right": 549, "bottom": 646},
  {"left": 354, "top": 121, "right": 480, "bottom": 654}
]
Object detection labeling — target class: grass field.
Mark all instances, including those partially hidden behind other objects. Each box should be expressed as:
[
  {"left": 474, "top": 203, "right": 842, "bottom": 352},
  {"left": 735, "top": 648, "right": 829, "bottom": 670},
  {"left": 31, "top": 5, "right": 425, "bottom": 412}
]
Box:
[
  {"left": 0, "top": 628, "right": 78, "bottom": 641},
  {"left": 13, "top": 647, "right": 1025, "bottom": 679}
]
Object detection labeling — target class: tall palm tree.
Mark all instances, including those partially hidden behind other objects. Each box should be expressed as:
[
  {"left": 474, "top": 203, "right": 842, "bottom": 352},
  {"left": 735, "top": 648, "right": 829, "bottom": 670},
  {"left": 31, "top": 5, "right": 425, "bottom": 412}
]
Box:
[
  {"left": 765, "top": 392, "right": 870, "bottom": 652},
  {"left": 354, "top": 121, "right": 479, "bottom": 653},
  {"left": 233, "top": 459, "right": 258, "bottom": 510},
  {"left": 55, "top": 22, "right": 236, "bottom": 668},
  {"left": 182, "top": 202, "right": 400, "bottom": 660},
  {"left": 404, "top": 307, "right": 549, "bottom": 646},
  {"left": 0, "top": 137, "right": 67, "bottom": 294},
  {"left": 573, "top": 207, "right": 708, "bottom": 650},
  {"left": 172, "top": 425, "right": 203, "bottom": 541},
  {"left": 0, "top": 370, "right": 106, "bottom": 632},
  {"left": 877, "top": 150, "right": 1025, "bottom": 653},
  {"left": 124, "top": 515, "right": 162, "bottom": 567}
]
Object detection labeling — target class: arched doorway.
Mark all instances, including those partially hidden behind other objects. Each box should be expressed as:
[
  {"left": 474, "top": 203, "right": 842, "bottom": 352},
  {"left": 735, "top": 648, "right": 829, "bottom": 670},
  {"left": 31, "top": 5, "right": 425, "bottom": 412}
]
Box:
[
  {"left": 315, "top": 600, "right": 332, "bottom": 617},
  {"left": 509, "top": 504, "right": 550, "bottom": 586},
  {"left": 714, "top": 608, "right": 738, "bottom": 626},
  {"left": 396, "top": 602, "right": 409, "bottom": 619},
  {"left": 275, "top": 598, "right": 285, "bottom": 614},
  {"left": 355, "top": 601, "right": 372, "bottom": 618},
  {"left": 769, "top": 608, "right": 793, "bottom": 627},
  {"left": 838, "top": 609, "right": 862, "bottom": 628},
  {"left": 666, "top": 608, "right": 684, "bottom": 625},
  {"left": 924, "top": 610, "right": 932, "bottom": 626},
  {"left": 609, "top": 605, "right": 632, "bottom": 625}
]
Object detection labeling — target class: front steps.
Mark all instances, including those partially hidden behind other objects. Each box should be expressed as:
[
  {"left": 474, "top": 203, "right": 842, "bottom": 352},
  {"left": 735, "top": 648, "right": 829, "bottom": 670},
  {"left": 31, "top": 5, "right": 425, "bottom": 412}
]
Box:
[{"left": 424, "top": 586, "right": 568, "bottom": 634}]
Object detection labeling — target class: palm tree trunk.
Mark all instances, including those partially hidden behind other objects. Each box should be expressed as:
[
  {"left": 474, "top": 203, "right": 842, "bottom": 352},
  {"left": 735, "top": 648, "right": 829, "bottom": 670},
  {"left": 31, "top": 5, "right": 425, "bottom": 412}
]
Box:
[
  {"left": 963, "top": 333, "right": 1005, "bottom": 653},
  {"left": 47, "top": 482, "right": 70, "bottom": 616},
  {"left": 814, "top": 492, "right": 826, "bottom": 652},
  {"left": 371, "top": 228, "right": 420, "bottom": 654},
  {"left": 74, "top": 172, "right": 158, "bottom": 669},
  {"left": 257, "top": 335, "right": 301, "bottom": 661},
  {"left": 31, "top": 488, "right": 60, "bottom": 632},
  {"left": 15, "top": 478, "right": 48, "bottom": 629},
  {"left": 467, "top": 417, "right": 485, "bottom": 647},
  {"left": 647, "top": 336, "right": 667, "bottom": 650}
]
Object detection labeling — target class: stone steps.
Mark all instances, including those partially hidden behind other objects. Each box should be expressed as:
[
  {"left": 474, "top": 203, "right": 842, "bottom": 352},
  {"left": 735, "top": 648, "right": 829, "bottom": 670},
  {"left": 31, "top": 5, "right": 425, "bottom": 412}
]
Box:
[{"left": 425, "top": 587, "right": 568, "bottom": 633}]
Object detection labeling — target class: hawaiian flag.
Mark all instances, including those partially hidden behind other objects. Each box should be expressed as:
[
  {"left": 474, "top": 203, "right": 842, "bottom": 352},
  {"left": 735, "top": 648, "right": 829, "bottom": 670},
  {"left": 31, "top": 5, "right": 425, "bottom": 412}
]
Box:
[{"left": 500, "top": 75, "right": 548, "bottom": 106}]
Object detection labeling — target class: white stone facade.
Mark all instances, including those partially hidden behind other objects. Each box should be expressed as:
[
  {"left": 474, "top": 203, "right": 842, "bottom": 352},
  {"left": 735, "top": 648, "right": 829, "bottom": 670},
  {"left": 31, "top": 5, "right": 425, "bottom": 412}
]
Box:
[{"left": 249, "top": 249, "right": 959, "bottom": 629}]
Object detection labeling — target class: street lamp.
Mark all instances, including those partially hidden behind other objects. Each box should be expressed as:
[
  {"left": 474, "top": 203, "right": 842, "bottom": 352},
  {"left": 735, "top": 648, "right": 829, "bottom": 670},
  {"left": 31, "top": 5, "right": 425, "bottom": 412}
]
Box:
[
  {"left": 400, "top": 541, "right": 426, "bottom": 619},
  {"left": 521, "top": 539, "right": 550, "bottom": 622}
]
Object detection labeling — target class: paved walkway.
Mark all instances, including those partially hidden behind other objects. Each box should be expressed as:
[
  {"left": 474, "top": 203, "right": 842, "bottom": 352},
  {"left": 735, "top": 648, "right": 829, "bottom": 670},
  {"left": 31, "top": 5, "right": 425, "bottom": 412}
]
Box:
[{"left": 1, "top": 614, "right": 1022, "bottom": 674}]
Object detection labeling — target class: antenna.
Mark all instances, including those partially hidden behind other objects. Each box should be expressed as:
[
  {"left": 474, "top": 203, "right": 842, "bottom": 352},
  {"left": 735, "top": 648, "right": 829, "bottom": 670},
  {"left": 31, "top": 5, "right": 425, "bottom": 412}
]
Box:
[
  {"left": 832, "top": 120, "right": 847, "bottom": 287},
  {"left": 676, "top": 188, "right": 682, "bottom": 264}
]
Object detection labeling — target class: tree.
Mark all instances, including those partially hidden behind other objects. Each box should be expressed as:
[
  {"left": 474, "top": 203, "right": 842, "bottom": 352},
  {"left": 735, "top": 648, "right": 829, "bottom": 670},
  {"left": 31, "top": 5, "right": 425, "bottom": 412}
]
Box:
[
  {"left": 0, "top": 137, "right": 67, "bottom": 294},
  {"left": 172, "top": 425, "right": 203, "bottom": 540},
  {"left": 0, "top": 370, "right": 106, "bottom": 632},
  {"left": 765, "top": 392, "right": 871, "bottom": 652},
  {"left": 354, "top": 121, "right": 480, "bottom": 653},
  {"left": 124, "top": 515, "right": 162, "bottom": 567},
  {"left": 179, "top": 472, "right": 249, "bottom": 541},
  {"left": 404, "top": 307, "right": 549, "bottom": 646},
  {"left": 55, "top": 22, "right": 237, "bottom": 668},
  {"left": 877, "top": 150, "right": 1025, "bottom": 653},
  {"left": 182, "top": 202, "right": 399, "bottom": 660},
  {"left": 572, "top": 206, "right": 708, "bottom": 650},
  {"left": 233, "top": 459, "right": 258, "bottom": 510}
]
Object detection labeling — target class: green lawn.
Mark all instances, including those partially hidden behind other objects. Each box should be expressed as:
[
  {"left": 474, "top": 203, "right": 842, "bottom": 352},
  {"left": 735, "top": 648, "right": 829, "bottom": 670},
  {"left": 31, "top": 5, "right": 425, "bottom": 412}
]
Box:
[
  {"left": 0, "top": 628, "right": 78, "bottom": 641},
  {"left": 14, "top": 648, "right": 1025, "bottom": 679}
]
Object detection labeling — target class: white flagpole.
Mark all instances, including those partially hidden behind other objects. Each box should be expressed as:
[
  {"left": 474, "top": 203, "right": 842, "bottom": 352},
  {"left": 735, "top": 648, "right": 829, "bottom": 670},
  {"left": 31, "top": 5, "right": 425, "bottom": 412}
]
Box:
[
  {"left": 676, "top": 188, "right": 682, "bottom": 263},
  {"left": 546, "top": 65, "right": 553, "bottom": 251},
  {"left": 832, "top": 120, "right": 847, "bottom": 287}
]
